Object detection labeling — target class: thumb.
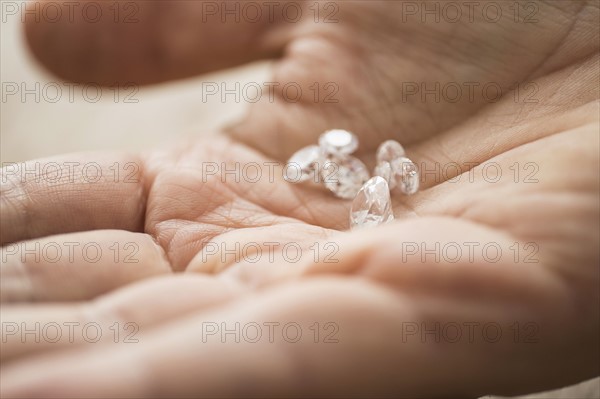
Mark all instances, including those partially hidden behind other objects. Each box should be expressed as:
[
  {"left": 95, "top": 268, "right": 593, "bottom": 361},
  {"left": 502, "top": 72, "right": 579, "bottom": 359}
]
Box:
[{"left": 23, "top": 0, "right": 296, "bottom": 85}]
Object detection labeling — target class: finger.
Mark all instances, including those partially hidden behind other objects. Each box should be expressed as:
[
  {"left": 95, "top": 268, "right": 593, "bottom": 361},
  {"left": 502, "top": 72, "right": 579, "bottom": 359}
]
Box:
[
  {"left": 302, "top": 217, "right": 599, "bottom": 391},
  {"left": 408, "top": 55, "right": 599, "bottom": 190},
  {"left": 24, "top": 0, "right": 295, "bottom": 85},
  {"left": 0, "top": 274, "right": 243, "bottom": 363},
  {"left": 226, "top": 3, "right": 598, "bottom": 161},
  {"left": 405, "top": 126, "right": 600, "bottom": 274},
  {"left": 0, "top": 152, "right": 146, "bottom": 245},
  {"left": 2, "top": 277, "right": 597, "bottom": 398},
  {"left": 186, "top": 221, "right": 339, "bottom": 283},
  {"left": 388, "top": 87, "right": 598, "bottom": 235},
  {"left": 1, "top": 230, "right": 170, "bottom": 302},
  {"left": 304, "top": 216, "right": 561, "bottom": 298}
]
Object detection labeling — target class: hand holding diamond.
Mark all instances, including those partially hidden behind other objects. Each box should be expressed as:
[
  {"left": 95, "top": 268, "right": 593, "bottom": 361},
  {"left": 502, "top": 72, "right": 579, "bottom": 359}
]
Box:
[{"left": 2, "top": 2, "right": 598, "bottom": 398}]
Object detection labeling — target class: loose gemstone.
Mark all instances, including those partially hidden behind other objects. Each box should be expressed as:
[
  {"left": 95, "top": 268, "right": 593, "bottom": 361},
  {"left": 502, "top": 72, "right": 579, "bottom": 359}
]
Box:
[
  {"left": 373, "top": 160, "right": 397, "bottom": 190},
  {"left": 318, "top": 129, "right": 359, "bottom": 155},
  {"left": 376, "top": 140, "right": 406, "bottom": 164},
  {"left": 391, "top": 157, "right": 420, "bottom": 195},
  {"left": 322, "top": 155, "right": 370, "bottom": 199},
  {"left": 350, "top": 176, "right": 394, "bottom": 230},
  {"left": 284, "top": 145, "right": 321, "bottom": 183}
]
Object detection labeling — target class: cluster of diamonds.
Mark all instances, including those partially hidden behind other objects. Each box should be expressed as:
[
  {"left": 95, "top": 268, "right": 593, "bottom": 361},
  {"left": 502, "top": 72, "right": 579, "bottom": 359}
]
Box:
[
  {"left": 284, "top": 129, "right": 369, "bottom": 199},
  {"left": 350, "top": 140, "right": 420, "bottom": 230},
  {"left": 283, "top": 131, "right": 420, "bottom": 230}
]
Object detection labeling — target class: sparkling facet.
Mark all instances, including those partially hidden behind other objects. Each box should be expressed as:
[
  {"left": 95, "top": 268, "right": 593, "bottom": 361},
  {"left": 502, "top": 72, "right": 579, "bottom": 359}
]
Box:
[
  {"left": 318, "top": 129, "right": 359, "bottom": 155},
  {"left": 322, "top": 155, "right": 369, "bottom": 199},
  {"left": 391, "top": 157, "right": 419, "bottom": 195},
  {"left": 284, "top": 145, "right": 321, "bottom": 183},
  {"left": 350, "top": 176, "right": 394, "bottom": 230},
  {"left": 376, "top": 140, "right": 406, "bottom": 164},
  {"left": 373, "top": 160, "right": 397, "bottom": 190}
]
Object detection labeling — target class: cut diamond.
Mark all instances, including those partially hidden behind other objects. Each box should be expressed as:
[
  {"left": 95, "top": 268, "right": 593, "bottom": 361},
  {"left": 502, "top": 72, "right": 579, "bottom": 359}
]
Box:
[
  {"left": 319, "top": 129, "right": 359, "bottom": 155},
  {"left": 374, "top": 140, "right": 419, "bottom": 195},
  {"left": 350, "top": 176, "right": 394, "bottom": 230},
  {"left": 391, "top": 157, "right": 419, "bottom": 195},
  {"left": 373, "top": 160, "right": 397, "bottom": 190},
  {"left": 322, "top": 155, "right": 369, "bottom": 199},
  {"left": 284, "top": 145, "right": 321, "bottom": 183},
  {"left": 376, "top": 140, "right": 406, "bottom": 164}
]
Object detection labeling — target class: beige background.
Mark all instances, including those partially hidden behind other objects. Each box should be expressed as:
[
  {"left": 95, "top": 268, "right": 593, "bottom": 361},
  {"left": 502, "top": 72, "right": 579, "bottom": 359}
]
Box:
[
  {"left": 0, "top": 8, "right": 269, "bottom": 163},
  {"left": 1, "top": 8, "right": 598, "bottom": 399}
]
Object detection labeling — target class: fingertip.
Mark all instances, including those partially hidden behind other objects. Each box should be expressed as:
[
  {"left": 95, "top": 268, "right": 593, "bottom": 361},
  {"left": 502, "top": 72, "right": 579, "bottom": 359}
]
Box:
[{"left": 22, "top": 1, "right": 290, "bottom": 85}]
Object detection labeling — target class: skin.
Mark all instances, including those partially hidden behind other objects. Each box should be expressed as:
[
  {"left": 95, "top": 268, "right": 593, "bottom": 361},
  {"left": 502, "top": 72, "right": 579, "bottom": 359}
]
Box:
[{"left": 1, "top": 0, "right": 599, "bottom": 397}]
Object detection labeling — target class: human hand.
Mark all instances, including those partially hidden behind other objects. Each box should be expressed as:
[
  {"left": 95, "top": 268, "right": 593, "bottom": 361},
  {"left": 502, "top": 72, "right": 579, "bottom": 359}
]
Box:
[{"left": 1, "top": 1, "right": 598, "bottom": 397}]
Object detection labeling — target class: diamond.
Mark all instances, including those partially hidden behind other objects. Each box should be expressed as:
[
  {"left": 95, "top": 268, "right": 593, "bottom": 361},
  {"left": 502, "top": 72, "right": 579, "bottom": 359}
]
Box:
[
  {"left": 322, "top": 155, "right": 369, "bottom": 199},
  {"left": 373, "top": 160, "right": 397, "bottom": 190},
  {"left": 284, "top": 145, "right": 321, "bottom": 183},
  {"left": 350, "top": 176, "right": 394, "bottom": 230},
  {"left": 318, "top": 129, "right": 359, "bottom": 155},
  {"left": 376, "top": 140, "right": 406, "bottom": 164},
  {"left": 374, "top": 140, "right": 419, "bottom": 195},
  {"left": 391, "top": 157, "right": 419, "bottom": 195}
]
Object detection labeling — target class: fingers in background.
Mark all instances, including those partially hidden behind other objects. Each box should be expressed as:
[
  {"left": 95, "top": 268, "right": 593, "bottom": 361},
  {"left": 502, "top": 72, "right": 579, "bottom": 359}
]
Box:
[
  {"left": 24, "top": 0, "right": 296, "bottom": 85},
  {"left": 0, "top": 230, "right": 170, "bottom": 302},
  {"left": 302, "top": 216, "right": 599, "bottom": 388},
  {"left": 0, "top": 274, "right": 243, "bottom": 363},
  {"left": 409, "top": 56, "right": 599, "bottom": 191},
  {"left": 2, "top": 276, "right": 594, "bottom": 398},
  {"left": 0, "top": 152, "right": 147, "bottom": 245}
]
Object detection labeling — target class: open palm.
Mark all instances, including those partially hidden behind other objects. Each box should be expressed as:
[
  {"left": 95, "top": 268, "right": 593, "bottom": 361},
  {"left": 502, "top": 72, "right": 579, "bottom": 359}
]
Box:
[{"left": 1, "top": 1, "right": 599, "bottom": 397}]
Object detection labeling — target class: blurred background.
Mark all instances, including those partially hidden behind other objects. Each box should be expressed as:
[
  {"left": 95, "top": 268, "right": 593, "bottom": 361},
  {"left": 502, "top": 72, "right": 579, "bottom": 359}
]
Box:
[
  {"left": 1, "top": 4, "right": 598, "bottom": 399},
  {"left": 1, "top": 10, "right": 269, "bottom": 163}
]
